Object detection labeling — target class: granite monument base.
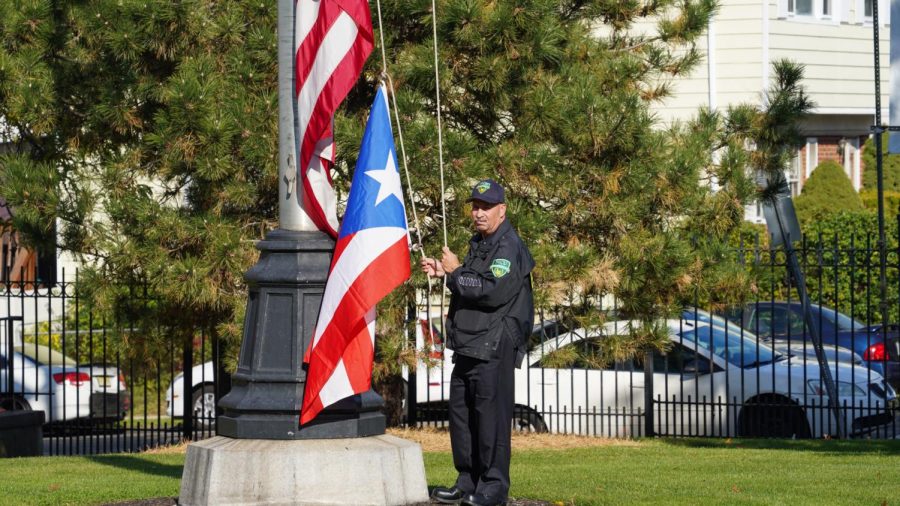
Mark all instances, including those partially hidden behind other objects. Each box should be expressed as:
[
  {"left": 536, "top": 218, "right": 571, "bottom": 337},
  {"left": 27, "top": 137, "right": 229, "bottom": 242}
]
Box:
[{"left": 179, "top": 434, "right": 429, "bottom": 506}]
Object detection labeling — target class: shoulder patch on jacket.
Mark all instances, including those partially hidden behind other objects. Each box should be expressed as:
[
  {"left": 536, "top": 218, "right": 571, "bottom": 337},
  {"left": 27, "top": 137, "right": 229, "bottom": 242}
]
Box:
[{"left": 490, "top": 258, "right": 511, "bottom": 277}]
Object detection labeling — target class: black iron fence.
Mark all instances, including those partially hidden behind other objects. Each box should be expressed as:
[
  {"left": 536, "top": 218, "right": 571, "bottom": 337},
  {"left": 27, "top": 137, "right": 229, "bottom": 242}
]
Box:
[
  {"left": 410, "top": 222, "right": 900, "bottom": 440},
  {"left": 1, "top": 225, "right": 899, "bottom": 457},
  {"left": 412, "top": 309, "right": 899, "bottom": 439},
  {"left": 0, "top": 278, "right": 221, "bottom": 456}
]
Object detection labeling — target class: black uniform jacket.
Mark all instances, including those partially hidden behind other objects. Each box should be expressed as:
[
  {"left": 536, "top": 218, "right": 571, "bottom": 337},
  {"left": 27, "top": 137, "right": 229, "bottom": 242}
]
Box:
[{"left": 445, "top": 219, "right": 535, "bottom": 366}]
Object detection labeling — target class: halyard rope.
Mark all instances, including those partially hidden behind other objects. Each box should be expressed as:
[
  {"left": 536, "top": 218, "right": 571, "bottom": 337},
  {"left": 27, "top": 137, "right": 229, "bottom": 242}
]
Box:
[
  {"left": 374, "top": 0, "right": 444, "bottom": 350},
  {"left": 430, "top": 0, "right": 449, "bottom": 248}
]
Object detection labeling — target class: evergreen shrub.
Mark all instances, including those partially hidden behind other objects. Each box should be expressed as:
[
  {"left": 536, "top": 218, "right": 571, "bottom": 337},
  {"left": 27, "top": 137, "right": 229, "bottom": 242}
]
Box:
[
  {"left": 794, "top": 160, "right": 863, "bottom": 224},
  {"left": 859, "top": 189, "right": 900, "bottom": 221},
  {"left": 862, "top": 132, "right": 900, "bottom": 191}
]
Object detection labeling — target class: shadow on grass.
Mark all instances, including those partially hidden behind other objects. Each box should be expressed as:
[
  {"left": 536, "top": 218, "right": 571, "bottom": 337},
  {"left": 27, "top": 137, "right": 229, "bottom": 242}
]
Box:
[
  {"left": 85, "top": 454, "right": 183, "bottom": 479},
  {"left": 655, "top": 437, "right": 900, "bottom": 454}
]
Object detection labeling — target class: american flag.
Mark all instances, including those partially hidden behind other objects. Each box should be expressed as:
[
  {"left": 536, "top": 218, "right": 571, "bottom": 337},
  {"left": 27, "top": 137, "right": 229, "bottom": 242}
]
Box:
[
  {"left": 295, "top": 0, "right": 373, "bottom": 237},
  {"left": 301, "top": 86, "right": 411, "bottom": 424}
]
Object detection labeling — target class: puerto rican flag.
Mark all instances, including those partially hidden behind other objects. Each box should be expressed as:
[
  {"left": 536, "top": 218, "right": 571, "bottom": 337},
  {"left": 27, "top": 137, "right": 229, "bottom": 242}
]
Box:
[
  {"left": 295, "top": 0, "right": 373, "bottom": 237},
  {"left": 301, "top": 86, "right": 411, "bottom": 425}
]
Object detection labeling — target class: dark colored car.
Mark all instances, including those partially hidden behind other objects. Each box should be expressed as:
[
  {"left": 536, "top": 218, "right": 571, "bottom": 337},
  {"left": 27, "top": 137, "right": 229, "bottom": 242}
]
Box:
[
  {"left": 723, "top": 302, "right": 900, "bottom": 389},
  {"left": 78, "top": 364, "right": 131, "bottom": 422}
]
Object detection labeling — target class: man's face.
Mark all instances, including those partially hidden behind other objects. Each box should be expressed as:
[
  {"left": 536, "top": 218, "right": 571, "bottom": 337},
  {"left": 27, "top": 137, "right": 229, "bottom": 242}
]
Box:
[{"left": 470, "top": 200, "right": 506, "bottom": 235}]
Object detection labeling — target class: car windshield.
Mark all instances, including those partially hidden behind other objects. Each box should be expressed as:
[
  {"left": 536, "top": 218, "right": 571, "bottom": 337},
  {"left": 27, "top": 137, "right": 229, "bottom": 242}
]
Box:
[
  {"left": 14, "top": 344, "right": 77, "bottom": 367},
  {"left": 678, "top": 324, "right": 782, "bottom": 369},
  {"left": 812, "top": 304, "right": 866, "bottom": 331},
  {"left": 682, "top": 308, "right": 758, "bottom": 337}
]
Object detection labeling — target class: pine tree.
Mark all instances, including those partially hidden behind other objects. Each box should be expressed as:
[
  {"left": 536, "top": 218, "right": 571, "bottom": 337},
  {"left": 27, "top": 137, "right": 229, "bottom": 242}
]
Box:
[
  {"left": 360, "top": 3, "right": 799, "bottom": 359},
  {"left": 0, "top": 1, "right": 810, "bottom": 423},
  {"left": 0, "top": 0, "right": 279, "bottom": 364}
]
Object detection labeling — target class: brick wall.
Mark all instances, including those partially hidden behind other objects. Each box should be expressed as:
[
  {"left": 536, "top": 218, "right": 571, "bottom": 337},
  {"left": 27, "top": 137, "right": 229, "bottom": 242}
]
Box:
[{"left": 800, "top": 136, "right": 843, "bottom": 185}]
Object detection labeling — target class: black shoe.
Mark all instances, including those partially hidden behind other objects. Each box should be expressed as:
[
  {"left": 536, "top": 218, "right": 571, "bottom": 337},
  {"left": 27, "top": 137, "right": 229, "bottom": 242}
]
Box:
[
  {"left": 460, "top": 493, "right": 506, "bottom": 506},
  {"left": 431, "top": 486, "right": 466, "bottom": 504}
]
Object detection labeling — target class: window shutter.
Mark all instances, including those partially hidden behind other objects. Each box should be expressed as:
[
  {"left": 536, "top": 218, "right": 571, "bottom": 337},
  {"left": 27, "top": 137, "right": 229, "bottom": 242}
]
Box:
[
  {"left": 777, "top": 0, "right": 790, "bottom": 18},
  {"left": 840, "top": 0, "right": 851, "bottom": 22}
]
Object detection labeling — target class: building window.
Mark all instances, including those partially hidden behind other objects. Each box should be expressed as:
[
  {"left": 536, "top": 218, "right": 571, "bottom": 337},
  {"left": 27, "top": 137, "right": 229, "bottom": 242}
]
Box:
[
  {"left": 782, "top": 0, "right": 841, "bottom": 20},
  {"left": 788, "top": 150, "right": 803, "bottom": 196},
  {"left": 856, "top": 0, "right": 888, "bottom": 23},
  {"left": 793, "top": 0, "right": 813, "bottom": 15}
]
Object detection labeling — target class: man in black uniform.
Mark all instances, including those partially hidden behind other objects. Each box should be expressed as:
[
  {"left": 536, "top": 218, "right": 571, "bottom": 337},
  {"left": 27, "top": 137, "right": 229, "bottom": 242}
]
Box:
[{"left": 422, "top": 179, "right": 535, "bottom": 506}]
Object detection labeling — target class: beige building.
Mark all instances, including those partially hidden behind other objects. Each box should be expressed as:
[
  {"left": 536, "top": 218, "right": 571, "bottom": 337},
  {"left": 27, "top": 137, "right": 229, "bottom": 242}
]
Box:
[{"left": 650, "top": 0, "right": 891, "bottom": 222}]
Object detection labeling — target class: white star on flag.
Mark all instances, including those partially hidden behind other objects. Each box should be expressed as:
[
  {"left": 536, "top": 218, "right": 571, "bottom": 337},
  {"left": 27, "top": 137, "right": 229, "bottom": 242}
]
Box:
[{"left": 364, "top": 151, "right": 403, "bottom": 206}]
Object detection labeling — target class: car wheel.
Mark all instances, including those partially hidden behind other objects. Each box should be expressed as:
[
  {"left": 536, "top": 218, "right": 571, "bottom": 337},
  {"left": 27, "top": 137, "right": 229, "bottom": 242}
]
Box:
[
  {"left": 0, "top": 396, "right": 31, "bottom": 412},
  {"left": 512, "top": 405, "right": 547, "bottom": 433},
  {"left": 191, "top": 384, "right": 216, "bottom": 428},
  {"left": 739, "top": 396, "right": 810, "bottom": 438}
]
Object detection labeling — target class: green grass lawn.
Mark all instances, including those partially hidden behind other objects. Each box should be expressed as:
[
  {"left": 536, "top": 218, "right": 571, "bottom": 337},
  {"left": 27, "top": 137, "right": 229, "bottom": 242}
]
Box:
[{"left": 1, "top": 438, "right": 899, "bottom": 505}]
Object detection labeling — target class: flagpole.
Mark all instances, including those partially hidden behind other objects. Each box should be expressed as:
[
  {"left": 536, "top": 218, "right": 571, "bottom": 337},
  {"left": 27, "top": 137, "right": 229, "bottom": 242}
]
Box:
[
  {"left": 180, "top": 3, "right": 428, "bottom": 504},
  {"left": 217, "top": 0, "right": 385, "bottom": 441},
  {"left": 277, "top": 0, "right": 317, "bottom": 231}
]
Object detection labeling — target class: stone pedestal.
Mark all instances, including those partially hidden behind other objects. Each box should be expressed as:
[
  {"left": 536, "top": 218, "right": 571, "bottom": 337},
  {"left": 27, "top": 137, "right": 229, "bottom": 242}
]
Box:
[{"left": 178, "top": 435, "right": 429, "bottom": 506}]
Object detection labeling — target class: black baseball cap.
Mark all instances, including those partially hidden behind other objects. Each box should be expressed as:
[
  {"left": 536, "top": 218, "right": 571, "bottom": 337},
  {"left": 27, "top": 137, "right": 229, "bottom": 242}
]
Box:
[{"left": 466, "top": 179, "right": 505, "bottom": 204}]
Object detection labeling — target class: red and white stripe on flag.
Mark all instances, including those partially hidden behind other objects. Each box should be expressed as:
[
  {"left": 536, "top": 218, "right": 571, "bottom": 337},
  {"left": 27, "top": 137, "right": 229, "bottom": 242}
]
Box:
[
  {"left": 301, "top": 87, "right": 411, "bottom": 425},
  {"left": 300, "top": 230, "right": 410, "bottom": 424},
  {"left": 295, "top": 0, "right": 373, "bottom": 237}
]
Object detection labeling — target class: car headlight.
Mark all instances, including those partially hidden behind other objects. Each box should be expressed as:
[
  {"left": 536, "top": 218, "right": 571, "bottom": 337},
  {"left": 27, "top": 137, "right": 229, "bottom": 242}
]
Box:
[{"left": 807, "top": 380, "right": 867, "bottom": 398}]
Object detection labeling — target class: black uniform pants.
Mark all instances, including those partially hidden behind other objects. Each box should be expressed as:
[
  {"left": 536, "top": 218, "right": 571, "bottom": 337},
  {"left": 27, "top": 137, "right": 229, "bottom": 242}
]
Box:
[{"left": 448, "top": 334, "right": 516, "bottom": 501}]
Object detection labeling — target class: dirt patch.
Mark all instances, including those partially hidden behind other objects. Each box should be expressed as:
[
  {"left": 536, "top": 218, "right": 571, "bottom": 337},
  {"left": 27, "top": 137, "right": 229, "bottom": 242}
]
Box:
[
  {"left": 388, "top": 426, "right": 638, "bottom": 453},
  {"left": 143, "top": 442, "right": 190, "bottom": 455},
  {"left": 137, "top": 429, "right": 635, "bottom": 455}
]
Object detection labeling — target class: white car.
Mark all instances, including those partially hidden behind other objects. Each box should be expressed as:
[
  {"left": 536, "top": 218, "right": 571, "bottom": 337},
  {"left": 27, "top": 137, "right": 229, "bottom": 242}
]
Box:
[
  {"left": 0, "top": 344, "right": 96, "bottom": 423},
  {"left": 164, "top": 361, "right": 216, "bottom": 425},
  {"left": 162, "top": 314, "right": 565, "bottom": 429},
  {"left": 410, "top": 313, "right": 559, "bottom": 432},
  {"left": 414, "top": 318, "right": 898, "bottom": 438}
]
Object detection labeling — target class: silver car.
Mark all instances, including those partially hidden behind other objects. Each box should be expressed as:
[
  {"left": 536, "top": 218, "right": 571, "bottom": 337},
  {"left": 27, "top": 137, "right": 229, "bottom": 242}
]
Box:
[{"left": 0, "top": 344, "right": 95, "bottom": 423}]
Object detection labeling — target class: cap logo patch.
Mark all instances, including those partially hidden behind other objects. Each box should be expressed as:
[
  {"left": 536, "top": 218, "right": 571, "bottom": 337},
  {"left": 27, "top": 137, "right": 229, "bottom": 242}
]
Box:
[
  {"left": 476, "top": 181, "right": 491, "bottom": 194},
  {"left": 490, "top": 258, "right": 511, "bottom": 277}
]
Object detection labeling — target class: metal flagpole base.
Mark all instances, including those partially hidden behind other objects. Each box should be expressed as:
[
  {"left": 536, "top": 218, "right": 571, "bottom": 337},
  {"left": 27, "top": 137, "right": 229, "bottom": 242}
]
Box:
[{"left": 217, "top": 228, "right": 385, "bottom": 440}]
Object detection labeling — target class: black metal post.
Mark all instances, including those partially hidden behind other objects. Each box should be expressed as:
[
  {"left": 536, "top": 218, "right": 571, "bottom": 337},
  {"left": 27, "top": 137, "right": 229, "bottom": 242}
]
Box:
[
  {"left": 771, "top": 202, "right": 844, "bottom": 438},
  {"left": 406, "top": 302, "right": 418, "bottom": 427},
  {"left": 2, "top": 316, "right": 22, "bottom": 403},
  {"left": 643, "top": 350, "right": 655, "bottom": 437},
  {"left": 872, "top": 0, "right": 893, "bottom": 389},
  {"left": 213, "top": 328, "right": 231, "bottom": 423},
  {"left": 182, "top": 333, "right": 193, "bottom": 441}
]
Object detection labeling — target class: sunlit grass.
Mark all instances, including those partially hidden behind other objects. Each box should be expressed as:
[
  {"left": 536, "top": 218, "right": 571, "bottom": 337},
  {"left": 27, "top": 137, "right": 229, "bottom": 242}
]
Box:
[{"left": 1, "top": 437, "right": 899, "bottom": 505}]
